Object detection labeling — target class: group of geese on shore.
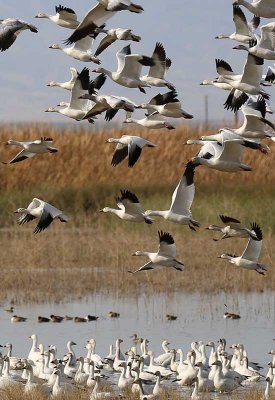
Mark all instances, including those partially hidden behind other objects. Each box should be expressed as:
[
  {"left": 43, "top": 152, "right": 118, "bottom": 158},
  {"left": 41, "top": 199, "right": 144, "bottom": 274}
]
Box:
[{"left": 0, "top": 333, "right": 273, "bottom": 398}]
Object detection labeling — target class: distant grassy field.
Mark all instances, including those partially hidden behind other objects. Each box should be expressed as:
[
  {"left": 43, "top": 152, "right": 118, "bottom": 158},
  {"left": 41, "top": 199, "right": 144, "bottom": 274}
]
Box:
[{"left": 0, "top": 124, "right": 274, "bottom": 303}]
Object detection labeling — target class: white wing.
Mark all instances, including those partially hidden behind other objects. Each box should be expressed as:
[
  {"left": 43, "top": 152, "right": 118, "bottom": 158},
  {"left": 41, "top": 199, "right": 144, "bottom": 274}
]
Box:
[
  {"left": 242, "top": 237, "right": 262, "bottom": 261},
  {"left": 259, "top": 23, "right": 275, "bottom": 51},
  {"left": 219, "top": 140, "right": 244, "bottom": 163},
  {"left": 70, "top": 68, "right": 89, "bottom": 110},
  {"left": 120, "top": 55, "right": 142, "bottom": 79},
  {"left": 74, "top": 36, "right": 93, "bottom": 52},
  {"left": 241, "top": 54, "right": 263, "bottom": 87},
  {"left": 170, "top": 170, "right": 195, "bottom": 217}
]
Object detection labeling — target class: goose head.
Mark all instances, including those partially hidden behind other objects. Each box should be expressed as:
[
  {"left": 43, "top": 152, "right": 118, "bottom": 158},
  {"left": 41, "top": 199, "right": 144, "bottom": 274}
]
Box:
[{"left": 49, "top": 44, "right": 62, "bottom": 50}]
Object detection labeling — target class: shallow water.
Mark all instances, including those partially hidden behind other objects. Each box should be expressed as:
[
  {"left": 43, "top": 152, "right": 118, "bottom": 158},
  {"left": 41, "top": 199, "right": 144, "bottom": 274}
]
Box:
[{"left": 1, "top": 291, "right": 274, "bottom": 368}]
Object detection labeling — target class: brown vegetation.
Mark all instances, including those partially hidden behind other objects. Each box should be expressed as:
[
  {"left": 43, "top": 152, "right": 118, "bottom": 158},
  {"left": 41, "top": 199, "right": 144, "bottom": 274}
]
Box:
[{"left": 0, "top": 124, "right": 274, "bottom": 303}]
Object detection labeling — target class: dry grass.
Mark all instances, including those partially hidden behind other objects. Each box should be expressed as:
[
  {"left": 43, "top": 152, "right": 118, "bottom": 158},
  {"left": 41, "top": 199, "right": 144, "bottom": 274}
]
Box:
[{"left": 0, "top": 124, "right": 274, "bottom": 303}]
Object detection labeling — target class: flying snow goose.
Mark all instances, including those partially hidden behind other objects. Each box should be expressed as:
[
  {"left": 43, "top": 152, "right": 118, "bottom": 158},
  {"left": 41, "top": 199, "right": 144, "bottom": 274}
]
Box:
[
  {"left": 138, "top": 90, "right": 193, "bottom": 119},
  {"left": 0, "top": 19, "right": 38, "bottom": 51},
  {"left": 233, "top": 23, "right": 275, "bottom": 60},
  {"left": 215, "top": 5, "right": 260, "bottom": 43},
  {"left": 49, "top": 35, "right": 100, "bottom": 63},
  {"left": 140, "top": 42, "right": 175, "bottom": 90},
  {"left": 47, "top": 67, "right": 78, "bottom": 90},
  {"left": 145, "top": 162, "right": 200, "bottom": 230},
  {"left": 35, "top": 5, "right": 79, "bottom": 29},
  {"left": 124, "top": 112, "right": 175, "bottom": 129},
  {"left": 206, "top": 215, "right": 258, "bottom": 241},
  {"left": 94, "top": 27, "right": 141, "bottom": 57},
  {"left": 191, "top": 134, "right": 258, "bottom": 172},
  {"left": 3, "top": 137, "right": 58, "bottom": 164},
  {"left": 129, "top": 231, "right": 184, "bottom": 273},
  {"left": 232, "top": 0, "right": 275, "bottom": 18},
  {"left": 100, "top": 189, "right": 153, "bottom": 224},
  {"left": 216, "top": 51, "right": 269, "bottom": 112},
  {"left": 105, "top": 134, "right": 157, "bottom": 167},
  {"left": 14, "top": 198, "right": 69, "bottom": 234},
  {"left": 200, "top": 59, "right": 242, "bottom": 90},
  {"left": 45, "top": 67, "right": 91, "bottom": 120},
  {"left": 230, "top": 96, "right": 275, "bottom": 140},
  {"left": 219, "top": 223, "right": 267, "bottom": 275},
  {"left": 92, "top": 44, "right": 155, "bottom": 92},
  {"left": 65, "top": 0, "right": 143, "bottom": 44}
]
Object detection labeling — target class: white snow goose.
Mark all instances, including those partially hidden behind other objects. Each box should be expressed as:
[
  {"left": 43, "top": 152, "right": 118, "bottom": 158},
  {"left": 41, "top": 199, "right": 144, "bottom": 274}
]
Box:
[
  {"left": 145, "top": 162, "right": 200, "bottom": 230},
  {"left": 233, "top": 23, "right": 275, "bottom": 61},
  {"left": 92, "top": 44, "right": 155, "bottom": 93},
  {"left": 45, "top": 67, "right": 92, "bottom": 121},
  {"left": 35, "top": 5, "right": 79, "bottom": 29},
  {"left": 49, "top": 35, "right": 100, "bottom": 63},
  {"left": 138, "top": 90, "right": 193, "bottom": 119},
  {"left": 100, "top": 190, "right": 153, "bottom": 224},
  {"left": 105, "top": 134, "right": 157, "bottom": 167},
  {"left": 206, "top": 215, "right": 258, "bottom": 241},
  {"left": 232, "top": 0, "right": 275, "bottom": 18},
  {"left": 219, "top": 222, "right": 267, "bottom": 275},
  {"left": 0, "top": 19, "right": 38, "bottom": 51},
  {"left": 129, "top": 231, "right": 185, "bottom": 274},
  {"left": 215, "top": 5, "right": 260, "bottom": 43},
  {"left": 140, "top": 42, "right": 175, "bottom": 90},
  {"left": 94, "top": 27, "right": 141, "bottom": 57},
  {"left": 65, "top": 0, "right": 143, "bottom": 45},
  {"left": 124, "top": 112, "right": 175, "bottom": 129},
  {"left": 3, "top": 137, "right": 58, "bottom": 164},
  {"left": 47, "top": 67, "right": 78, "bottom": 90},
  {"left": 14, "top": 198, "right": 69, "bottom": 234}
]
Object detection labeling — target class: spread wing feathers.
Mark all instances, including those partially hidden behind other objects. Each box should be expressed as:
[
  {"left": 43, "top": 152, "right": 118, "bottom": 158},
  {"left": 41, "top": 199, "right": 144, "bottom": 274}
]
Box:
[
  {"left": 17, "top": 213, "right": 36, "bottom": 225},
  {"left": 56, "top": 5, "right": 77, "bottom": 20},
  {"left": 33, "top": 209, "right": 54, "bottom": 234},
  {"left": 121, "top": 54, "right": 154, "bottom": 79},
  {"left": 0, "top": 26, "right": 17, "bottom": 51},
  {"left": 65, "top": 3, "right": 115, "bottom": 45},
  {"left": 219, "top": 140, "right": 244, "bottom": 163},
  {"left": 149, "top": 91, "right": 178, "bottom": 105},
  {"left": 215, "top": 59, "right": 235, "bottom": 76},
  {"left": 128, "top": 142, "right": 142, "bottom": 167},
  {"left": 224, "top": 89, "right": 249, "bottom": 112},
  {"left": 170, "top": 162, "right": 196, "bottom": 216},
  {"left": 5, "top": 150, "right": 36, "bottom": 164},
  {"left": 105, "top": 108, "right": 119, "bottom": 121},
  {"left": 116, "top": 189, "right": 142, "bottom": 213},
  {"left": 219, "top": 215, "right": 246, "bottom": 230},
  {"left": 116, "top": 44, "right": 132, "bottom": 73},
  {"left": 241, "top": 53, "right": 264, "bottom": 87},
  {"left": 158, "top": 231, "right": 176, "bottom": 258},
  {"left": 244, "top": 96, "right": 266, "bottom": 118},
  {"left": 148, "top": 42, "right": 167, "bottom": 78},
  {"left": 248, "top": 15, "right": 260, "bottom": 33},
  {"left": 233, "top": 5, "right": 250, "bottom": 36},
  {"left": 130, "top": 261, "right": 154, "bottom": 274},
  {"left": 264, "top": 66, "right": 275, "bottom": 83},
  {"left": 259, "top": 23, "right": 275, "bottom": 51},
  {"left": 241, "top": 223, "right": 263, "bottom": 261},
  {"left": 89, "top": 73, "right": 107, "bottom": 95},
  {"left": 196, "top": 141, "right": 222, "bottom": 159},
  {"left": 111, "top": 144, "right": 128, "bottom": 166},
  {"left": 94, "top": 34, "right": 116, "bottom": 56},
  {"left": 70, "top": 67, "right": 90, "bottom": 109}
]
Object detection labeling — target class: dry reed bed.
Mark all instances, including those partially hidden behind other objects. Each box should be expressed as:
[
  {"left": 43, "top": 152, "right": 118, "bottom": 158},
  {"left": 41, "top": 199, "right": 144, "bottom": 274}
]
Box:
[
  {"left": 0, "top": 124, "right": 274, "bottom": 303},
  {"left": 0, "top": 383, "right": 269, "bottom": 400}
]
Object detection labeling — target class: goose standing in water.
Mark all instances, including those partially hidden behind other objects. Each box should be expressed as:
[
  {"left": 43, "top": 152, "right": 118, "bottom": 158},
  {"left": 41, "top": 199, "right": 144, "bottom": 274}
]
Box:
[
  {"left": 145, "top": 162, "right": 200, "bottom": 230},
  {"left": 206, "top": 215, "right": 258, "bottom": 241},
  {"left": 0, "top": 19, "right": 38, "bottom": 51},
  {"left": 129, "top": 231, "right": 185, "bottom": 273},
  {"left": 14, "top": 198, "right": 69, "bottom": 234},
  {"left": 140, "top": 42, "right": 175, "bottom": 90},
  {"left": 105, "top": 134, "right": 157, "bottom": 167},
  {"left": 3, "top": 137, "right": 58, "bottom": 164},
  {"left": 35, "top": 5, "right": 79, "bottom": 29},
  {"left": 100, "top": 189, "right": 153, "bottom": 224},
  {"left": 94, "top": 27, "right": 141, "bottom": 57},
  {"left": 215, "top": 5, "right": 260, "bottom": 43},
  {"left": 93, "top": 44, "right": 155, "bottom": 93},
  {"left": 219, "top": 222, "right": 267, "bottom": 275},
  {"left": 65, "top": 1, "right": 143, "bottom": 44}
]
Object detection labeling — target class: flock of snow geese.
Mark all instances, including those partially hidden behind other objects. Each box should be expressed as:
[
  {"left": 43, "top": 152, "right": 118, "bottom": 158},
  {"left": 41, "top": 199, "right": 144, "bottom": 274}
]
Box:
[{"left": 1, "top": 0, "right": 275, "bottom": 397}]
